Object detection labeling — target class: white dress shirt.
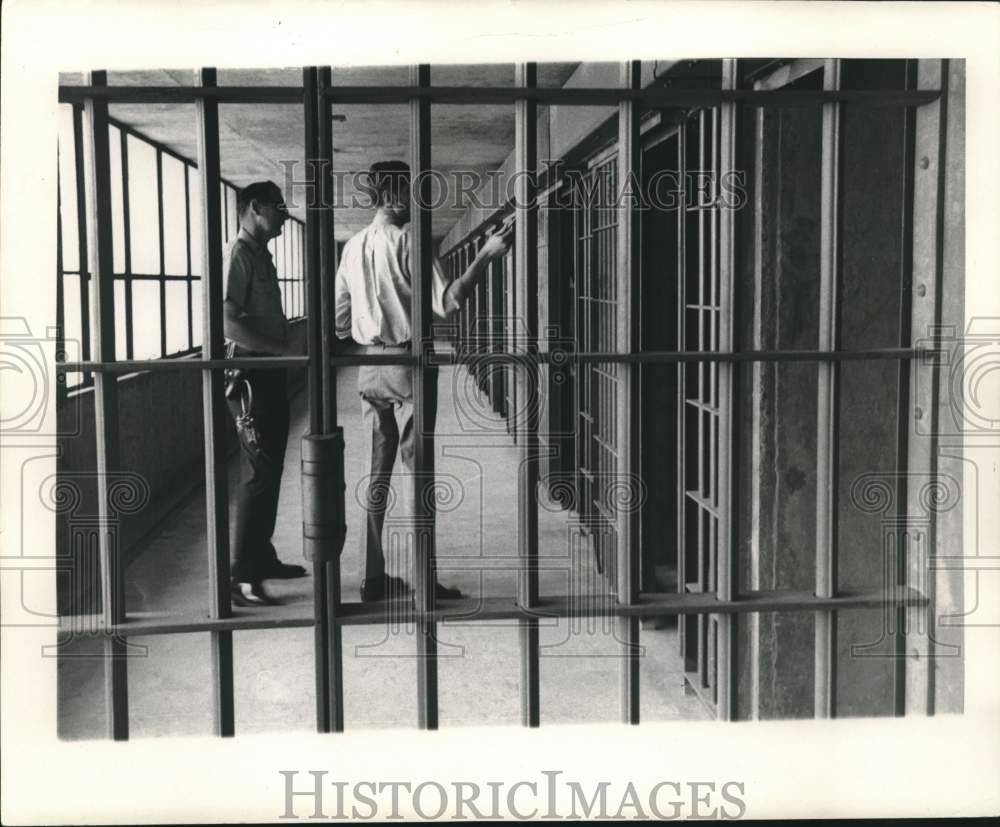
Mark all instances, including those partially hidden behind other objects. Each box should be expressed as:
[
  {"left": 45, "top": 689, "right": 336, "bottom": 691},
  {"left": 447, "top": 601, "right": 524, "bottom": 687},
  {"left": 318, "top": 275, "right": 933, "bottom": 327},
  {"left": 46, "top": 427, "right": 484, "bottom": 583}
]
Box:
[{"left": 334, "top": 214, "right": 458, "bottom": 345}]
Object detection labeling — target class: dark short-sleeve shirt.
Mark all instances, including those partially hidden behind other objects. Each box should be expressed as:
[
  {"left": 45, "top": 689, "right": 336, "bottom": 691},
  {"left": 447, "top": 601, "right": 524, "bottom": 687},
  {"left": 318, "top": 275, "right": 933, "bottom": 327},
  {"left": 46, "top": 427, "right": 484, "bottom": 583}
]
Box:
[{"left": 224, "top": 230, "right": 289, "bottom": 355}]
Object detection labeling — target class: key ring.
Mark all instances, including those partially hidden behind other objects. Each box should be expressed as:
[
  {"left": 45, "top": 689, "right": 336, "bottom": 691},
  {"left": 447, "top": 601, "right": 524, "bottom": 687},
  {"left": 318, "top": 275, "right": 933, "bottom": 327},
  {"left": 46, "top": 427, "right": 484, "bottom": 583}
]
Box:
[{"left": 240, "top": 378, "right": 253, "bottom": 416}]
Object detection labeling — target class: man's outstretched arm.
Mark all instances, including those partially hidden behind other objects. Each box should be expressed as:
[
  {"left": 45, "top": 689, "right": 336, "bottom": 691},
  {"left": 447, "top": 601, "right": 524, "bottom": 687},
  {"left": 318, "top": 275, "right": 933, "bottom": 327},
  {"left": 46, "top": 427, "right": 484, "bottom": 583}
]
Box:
[{"left": 443, "top": 224, "right": 514, "bottom": 313}]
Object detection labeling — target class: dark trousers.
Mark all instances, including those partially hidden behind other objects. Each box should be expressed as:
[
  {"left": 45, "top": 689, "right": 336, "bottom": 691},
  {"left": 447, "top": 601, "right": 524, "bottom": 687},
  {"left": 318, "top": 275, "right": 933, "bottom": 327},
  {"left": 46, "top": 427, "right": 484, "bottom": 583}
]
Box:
[
  {"left": 358, "top": 351, "right": 439, "bottom": 581},
  {"left": 227, "top": 369, "right": 289, "bottom": 582}
]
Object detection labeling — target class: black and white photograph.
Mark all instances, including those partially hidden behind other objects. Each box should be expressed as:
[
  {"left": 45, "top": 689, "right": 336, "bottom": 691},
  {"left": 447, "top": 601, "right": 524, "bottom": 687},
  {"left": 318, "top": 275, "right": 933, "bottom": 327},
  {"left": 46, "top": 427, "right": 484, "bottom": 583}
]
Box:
[{"left": 2, "top": 1, "right": 999, "bottom": 822}]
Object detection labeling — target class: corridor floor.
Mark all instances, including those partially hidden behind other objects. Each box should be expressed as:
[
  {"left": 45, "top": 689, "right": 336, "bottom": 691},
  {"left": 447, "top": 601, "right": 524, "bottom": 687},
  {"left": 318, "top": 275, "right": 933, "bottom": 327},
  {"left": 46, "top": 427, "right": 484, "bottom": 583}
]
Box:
[{"left": 58, "top": 363, "right": 710, "bottom": 738}]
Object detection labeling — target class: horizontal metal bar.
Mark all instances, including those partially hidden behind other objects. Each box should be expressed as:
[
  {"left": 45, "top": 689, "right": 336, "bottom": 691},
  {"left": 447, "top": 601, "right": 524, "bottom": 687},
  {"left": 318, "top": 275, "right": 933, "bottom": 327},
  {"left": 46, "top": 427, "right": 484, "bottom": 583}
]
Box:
[
  {"left": 61, "top": 586, "right": 926, "bottom": 638},
  {"left": 59, "top": 86, "right": 304, "bottom": 104},
  {"left": 58, "top": 356, "right": 308, "bottom": 372},
  {"left": 536, "top": 347, "right": 938, "bottom": 364},
  {"left": 59, "top": 85, "right": 941, "bottom": 108},
  {"left": 58, "top": 347, "right": 940, "bottom": 374},
  {"left": 326, "top": 86, "right": 940, "bottom": 108}
]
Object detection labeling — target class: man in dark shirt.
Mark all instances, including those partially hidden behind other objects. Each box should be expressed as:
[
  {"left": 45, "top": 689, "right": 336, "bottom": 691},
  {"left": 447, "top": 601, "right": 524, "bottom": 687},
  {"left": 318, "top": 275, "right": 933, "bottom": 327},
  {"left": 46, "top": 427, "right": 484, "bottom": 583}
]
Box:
[{"left": 223, "top": 180, "right": 305, "bottom": 606}]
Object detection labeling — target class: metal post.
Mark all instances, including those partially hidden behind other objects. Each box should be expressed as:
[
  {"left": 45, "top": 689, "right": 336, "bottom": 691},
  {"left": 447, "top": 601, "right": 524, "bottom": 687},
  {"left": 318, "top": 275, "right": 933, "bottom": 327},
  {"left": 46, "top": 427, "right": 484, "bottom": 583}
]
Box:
[
  {"left": 716, "top": 58, "right": 740, "bottom": 722},
  {"left": 303, "top": 66, "right": 335, "bottom": 733},
  {"left": 410, "top": 63, "right": 439, "bottom": 730},
  {"left": 71, "top": 106, "right": 92, "bottom": 372},
  {"left": 676, "top": 122, "right": 688, "bottom": 666},
  {"left": 515, "top": 62, "right": 541, "bottom": 727},
  {"left": 892, "top": 60, "right": 918, "bottom": 715},
  {"left": 814, "top": 58, "right": 843, "bottom": 720},
  {"left": 156, "top": 150, "right": 167, "bottom": 356},
  {"left": 905, "top": 59, "right": 949, "bottom": 716},
  {"left": 195, "top": 67, "right": 235, "bottom": 737},
  {"left": 616, "top": 60, "right": 641, "bottom": 724},
  {"left": 317, "top": 65, "right": 345, "bottom": 732},
  {"left": 83, "top": 69, "right": 129, "bottom": 740}
]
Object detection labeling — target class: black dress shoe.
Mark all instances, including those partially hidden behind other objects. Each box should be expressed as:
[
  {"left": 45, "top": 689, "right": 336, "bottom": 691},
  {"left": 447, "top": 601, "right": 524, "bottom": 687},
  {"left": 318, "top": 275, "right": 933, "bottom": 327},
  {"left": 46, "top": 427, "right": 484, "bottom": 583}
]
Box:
[
  {"left": 434, "top": 582, "right": 463, "bottom": 600},
  {"left": 260, "top": 558, "right": 308, "bottom": 579},
  {"left": 360, "top": 573, "right": 413, "bottom": 603},
  {"left": 231, "top": 580, "right": 280, "bottom": 607}
]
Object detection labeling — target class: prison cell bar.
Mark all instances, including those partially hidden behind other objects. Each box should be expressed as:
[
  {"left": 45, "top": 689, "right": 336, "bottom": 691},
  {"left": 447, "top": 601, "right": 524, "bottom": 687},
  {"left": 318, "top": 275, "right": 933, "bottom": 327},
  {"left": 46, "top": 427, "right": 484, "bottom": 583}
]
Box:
[
  {"left": 58, "top": 346, "right": 940, "bottom": 376},
  {"left": 59, "top": 85, "right": 941, "bottom": 109},
  {"left": 317, "top": 66, "right": 347, "bottom": 732},
  {"left": 83, "top": 69, "right": 129, "bottom": 740},
  {"left": 515, "top": 62, "right": 542, "bottom": 727},
  {"left": 56, "top": 163, "right": 65, "bottom": 404},
  {"left": 62, "top": 586, "right": 928, "bottom": 638},
  {"left": 156, "top": 150, "right": 167, "bottom": 357},
  {"left": 303, "top": 67, "right": 332, "bottom": 734},
  {"left": 616, "top": 60, "right": 642, "bottom": 724},
  {"left": 72, "top": 106, "right": 93, "bottom": 373},
  {"left": 184, "top": 144, "right": 194, "bottom": 352},
  {"left": 716, "top": 59, "right": 739, "bottom": 721},
  {"left": 904, "top": 59, "right": 949, "bottom": 716},
  {"left": 815, "top": 59, "right": 843, "bottom": 720},
  {"left": 892, "top": 60, "right": 919, "bottom": 716},
  {"left": 694, "top": 110, "right": 710, "bottom": 699},
  {"left": 410, "top": 63, "right": 439, "bottom": 730},
  {"left": 194, "top": 68, "right": 237, "bottom": 737},
  {"left": 120, "top": 125, "right": 135, "bottom": 360},
  {"left": 676, "top": 121, "right": 690, "bottom": 675}
]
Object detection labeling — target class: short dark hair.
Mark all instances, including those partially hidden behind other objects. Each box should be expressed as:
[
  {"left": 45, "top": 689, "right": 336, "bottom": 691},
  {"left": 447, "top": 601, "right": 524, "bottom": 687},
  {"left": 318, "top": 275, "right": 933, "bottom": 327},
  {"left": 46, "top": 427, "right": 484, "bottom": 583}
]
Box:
[
  {"left": 237, "top": 181, "right": 283, "bottom": 217},
  {"left": 367, "top": 161, "right": 410, "bottom": 207}
]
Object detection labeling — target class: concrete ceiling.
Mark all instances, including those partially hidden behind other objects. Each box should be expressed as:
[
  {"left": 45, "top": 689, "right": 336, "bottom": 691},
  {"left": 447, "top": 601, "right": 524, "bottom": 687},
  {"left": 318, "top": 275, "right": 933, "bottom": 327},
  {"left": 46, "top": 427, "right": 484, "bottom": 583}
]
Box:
[{"left": 60, "top": 65, "right": 578, "bottom": 241}]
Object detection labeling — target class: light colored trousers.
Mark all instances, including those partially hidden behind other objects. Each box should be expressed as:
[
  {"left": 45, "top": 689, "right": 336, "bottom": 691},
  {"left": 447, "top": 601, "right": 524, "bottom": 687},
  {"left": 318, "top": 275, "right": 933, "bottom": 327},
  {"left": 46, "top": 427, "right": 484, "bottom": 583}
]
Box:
[{"left": 357, "top": 345, "right": 439, "bottom": 580}]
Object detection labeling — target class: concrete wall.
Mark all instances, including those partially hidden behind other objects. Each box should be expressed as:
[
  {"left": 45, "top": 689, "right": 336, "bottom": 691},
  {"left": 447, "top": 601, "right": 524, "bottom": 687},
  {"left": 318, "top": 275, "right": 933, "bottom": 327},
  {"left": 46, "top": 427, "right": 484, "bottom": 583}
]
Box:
[
  {"left": 926, "top": 59, "right": 965, "bottom": 714},
  {"left": 735, "top": 59, "right": 965, "bottom": 719}
]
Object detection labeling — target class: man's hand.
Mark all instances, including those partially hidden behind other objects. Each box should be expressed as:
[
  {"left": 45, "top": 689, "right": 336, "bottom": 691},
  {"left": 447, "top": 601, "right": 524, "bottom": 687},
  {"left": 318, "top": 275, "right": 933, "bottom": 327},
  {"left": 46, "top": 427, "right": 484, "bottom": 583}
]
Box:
[{"left": 478, "top": 223, "right": 514, "bottom": 260}]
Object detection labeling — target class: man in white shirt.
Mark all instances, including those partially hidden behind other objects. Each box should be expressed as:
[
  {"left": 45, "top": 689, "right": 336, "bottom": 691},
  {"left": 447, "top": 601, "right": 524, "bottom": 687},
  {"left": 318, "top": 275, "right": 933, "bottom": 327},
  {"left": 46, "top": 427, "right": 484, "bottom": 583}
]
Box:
[{"left": 335, "top": 161, "right": 512, "bottom": 602}]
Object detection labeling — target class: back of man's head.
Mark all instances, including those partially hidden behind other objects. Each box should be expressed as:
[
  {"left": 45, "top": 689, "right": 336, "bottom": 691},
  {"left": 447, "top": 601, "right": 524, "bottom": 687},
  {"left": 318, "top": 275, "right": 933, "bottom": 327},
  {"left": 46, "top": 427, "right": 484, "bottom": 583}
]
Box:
[
  {"left": 368, "top": 161, "right": 410, "bottom": 207},
  {"left": 237, "top": 180, "right": 283, "bottom": 217}
]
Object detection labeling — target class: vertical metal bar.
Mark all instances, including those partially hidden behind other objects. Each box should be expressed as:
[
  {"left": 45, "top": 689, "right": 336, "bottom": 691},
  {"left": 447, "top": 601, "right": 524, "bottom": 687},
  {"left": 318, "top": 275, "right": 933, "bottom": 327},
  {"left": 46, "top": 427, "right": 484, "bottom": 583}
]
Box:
[
  {"left": 303, "top": 66, "right": 333, "bottom": 734},
  {"left": 156, "top": 149, "right": 167, "bottom": 356},
  {"left": 120, "top": 128, "right": 134, "bottom": 360},
  {"left": 906, "top": 58, "right": 949, "bottom": 717},
  {"left": 184, "top": 166, "right": 193, "bottom": 351},
  {"left": 56, "top": 150, "right": 67, "bottom": 406},
  {"left": 410, "top": 63, "right": 438, "bottom": 730},
  {"left": 615, "top": 60, "right": 641, "bottom": 724},
  {"left": 515, "top": 62, "right": 541, "bottom": 728},
  {"left": 316, "top": 65, "right": 345, "bottom": 732},
  {"left": 716, "top": 58, "right": 739, "bottom": 722},
  {"left": 195, "top": 67, "right": 235, "bottom": 737},
  {"left": 677, "top": 124, "right": 688, "bottom": 663},
  {"left": 749, "top": 105, "right": 768, "bottom": 720},
  {"left": 892, "top": 60, "right": 918, "bottom": 716},
  {"left": 814, "top": 58, "right": 843, "bottom": 720},
  {"left": 71, "top": 105, "right": 92, "bottom": 370},
  {"left": 82, "top": 69, "right": 128, "bottom": 741},
  {"left": 697, "top": 133, "right": 708, "bottom": 697}
]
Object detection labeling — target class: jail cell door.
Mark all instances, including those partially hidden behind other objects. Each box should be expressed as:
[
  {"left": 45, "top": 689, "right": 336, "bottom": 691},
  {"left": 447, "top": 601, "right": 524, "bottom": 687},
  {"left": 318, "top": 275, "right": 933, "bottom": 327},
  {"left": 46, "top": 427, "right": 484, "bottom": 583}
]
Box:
[
  {"left": 573, "top": 153, "right": 621, "bottom": 583},
  {"left": 639, "top": 129, "right": 682, "bottom": 595},
  {"left": 679, "top": 108, "right": 724, "bottom": 712}
]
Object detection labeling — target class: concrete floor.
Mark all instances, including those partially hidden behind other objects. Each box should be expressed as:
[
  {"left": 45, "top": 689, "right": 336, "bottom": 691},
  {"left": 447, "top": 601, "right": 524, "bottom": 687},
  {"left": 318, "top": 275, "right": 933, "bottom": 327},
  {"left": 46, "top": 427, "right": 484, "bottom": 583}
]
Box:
[{"left": 58, "top": 363, "right": 709, "bottom": 738}]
